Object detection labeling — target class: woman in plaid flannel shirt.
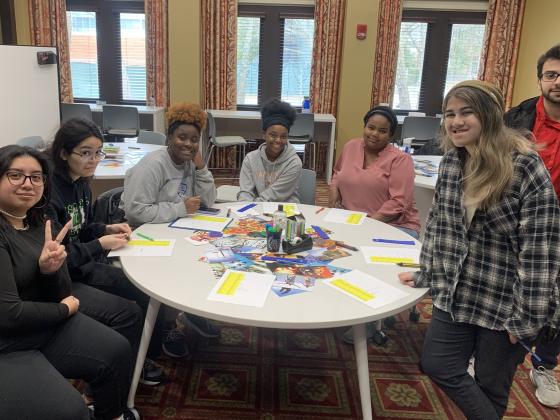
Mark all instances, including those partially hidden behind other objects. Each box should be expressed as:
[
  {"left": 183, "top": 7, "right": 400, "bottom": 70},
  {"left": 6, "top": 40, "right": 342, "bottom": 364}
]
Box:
[{"left": 399, "top": 80, "right": 560, "bottom": 419}]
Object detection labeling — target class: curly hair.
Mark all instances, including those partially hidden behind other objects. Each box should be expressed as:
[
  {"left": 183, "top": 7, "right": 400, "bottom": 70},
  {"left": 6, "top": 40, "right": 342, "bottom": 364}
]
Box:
[
  {"left": 166, "top": 102, "right": 207, "bottom": 135},
  {"left": 261, "top": 98, "right": 297, "bottom": 131}
]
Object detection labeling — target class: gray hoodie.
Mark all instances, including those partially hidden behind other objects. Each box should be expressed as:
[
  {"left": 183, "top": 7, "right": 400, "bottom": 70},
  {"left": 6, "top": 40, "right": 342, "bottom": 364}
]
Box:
[
  {"left": 238, "top": 143, "right": 302, "bottom": 203},
  {"left": 122, "top": 147, "right": 216, "bottom": 226}
]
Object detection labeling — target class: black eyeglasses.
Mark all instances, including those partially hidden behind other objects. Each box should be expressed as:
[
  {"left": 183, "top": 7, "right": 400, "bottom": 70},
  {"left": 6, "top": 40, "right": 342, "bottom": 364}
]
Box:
[
  {"left": 5, "top": 171, "right": 46, "bottom": 186},
  {"left": 72, "top": 150, "right": 106, "bottom": 161},
  {"left": 540, "top": 71, "right": 560, "bottom": 82}
]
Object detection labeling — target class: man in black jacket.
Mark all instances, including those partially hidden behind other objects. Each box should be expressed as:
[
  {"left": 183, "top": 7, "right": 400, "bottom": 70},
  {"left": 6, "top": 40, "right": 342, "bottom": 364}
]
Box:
[{"left": 505, "top": 44, "right": 560, "bottom": 409}]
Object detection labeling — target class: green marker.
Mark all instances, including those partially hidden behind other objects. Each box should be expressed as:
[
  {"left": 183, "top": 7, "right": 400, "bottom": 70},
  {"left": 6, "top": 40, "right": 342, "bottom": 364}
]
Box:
[{"left": 136, "top": 232, "right": 154, "bottom": 241}]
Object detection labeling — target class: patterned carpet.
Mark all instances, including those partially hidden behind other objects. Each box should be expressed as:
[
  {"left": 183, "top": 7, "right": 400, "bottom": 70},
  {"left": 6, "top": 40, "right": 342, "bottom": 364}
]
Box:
[
  {"left": 135, "top": 300, "right": 559, "bottom": 419},
  {"left": 131, "top": 173, "right": 559, "bottom": 419}
]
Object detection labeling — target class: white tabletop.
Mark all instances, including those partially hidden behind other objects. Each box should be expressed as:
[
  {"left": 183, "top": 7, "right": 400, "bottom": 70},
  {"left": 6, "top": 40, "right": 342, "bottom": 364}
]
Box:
[
  {"left": 413, "top": 155, "right": 441, "bottom": 190},
  {"left": 120, "top": 203, "right": 428, "bottom": 329},
  {"left": 88, "top": 103, "right": 165, "bottom": 114},
  {"left": 207, "top": 109, "right": 336, "bottom": 123},
  {"left": 94, "top": 142, "right": 165, "bottom": 180}
]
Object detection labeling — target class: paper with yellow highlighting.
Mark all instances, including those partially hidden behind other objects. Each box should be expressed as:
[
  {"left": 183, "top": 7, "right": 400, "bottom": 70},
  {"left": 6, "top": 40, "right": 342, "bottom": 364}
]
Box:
[
  {"left": 170, "top": 214, "right": 232, "bottom": 232},
  {"left": 262, "top": 202, "right": 301, "bottom": 217},
  {"left": 325, "top": 270, "right": 408, "bottom": 309},
  {"left": 207, "top": 270, "right": 275, "bottom": 307},
  {"left": 323, "top": 208, "right": 367, "bottom": 226},
  {"left": 108, "top": 238, "right": 176, "bottom": 257},
  {"left": 360, "top": 246, "right": 420, "bottom": 265}
]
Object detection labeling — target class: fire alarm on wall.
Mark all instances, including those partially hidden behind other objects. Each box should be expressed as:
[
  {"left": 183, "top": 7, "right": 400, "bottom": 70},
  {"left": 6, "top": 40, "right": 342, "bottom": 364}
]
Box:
[{"left": 356, "top": 24, "right": 367, "bottom": 40}]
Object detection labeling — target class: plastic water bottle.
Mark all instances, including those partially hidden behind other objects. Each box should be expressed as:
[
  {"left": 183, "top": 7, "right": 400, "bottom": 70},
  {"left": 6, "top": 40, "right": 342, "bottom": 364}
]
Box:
[
  {"left": 301, "top": 96, "right": 310, "bottom": 113},
  {"left": 273, "top": 204, "right": 287, "bottom": 230}
]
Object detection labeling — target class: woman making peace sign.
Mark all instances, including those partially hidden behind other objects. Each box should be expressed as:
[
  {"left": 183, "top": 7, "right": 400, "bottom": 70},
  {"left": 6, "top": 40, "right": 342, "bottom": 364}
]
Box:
[{"left": 0, "top": 145, "right": 138, "bottom": 420}]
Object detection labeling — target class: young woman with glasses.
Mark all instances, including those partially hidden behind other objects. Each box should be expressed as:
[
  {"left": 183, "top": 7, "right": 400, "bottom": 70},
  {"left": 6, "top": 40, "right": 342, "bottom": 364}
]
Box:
[
  {"left": 46, "top": 118, "right": 166, "bottom": 389},
  {"left": 0, "top": 145, "right": 138, "bottom": 420},
  {"left": 238, "top": 98, "right": 302, "bottom": 203}
]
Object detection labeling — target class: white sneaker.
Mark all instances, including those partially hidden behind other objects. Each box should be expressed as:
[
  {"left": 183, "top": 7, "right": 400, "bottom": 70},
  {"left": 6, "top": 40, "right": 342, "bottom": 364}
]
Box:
[{"left": 530, "top": 366, "right": 560, "bottom": 408}]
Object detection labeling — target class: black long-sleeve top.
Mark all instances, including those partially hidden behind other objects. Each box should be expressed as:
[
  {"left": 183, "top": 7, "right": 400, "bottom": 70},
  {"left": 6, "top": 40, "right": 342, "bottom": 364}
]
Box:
[
  {"left": 45, "top": 169, "right": 106, "bottom": 279},
  {"left": 0, "top": 223, "right": 70, "bottom": 340}
]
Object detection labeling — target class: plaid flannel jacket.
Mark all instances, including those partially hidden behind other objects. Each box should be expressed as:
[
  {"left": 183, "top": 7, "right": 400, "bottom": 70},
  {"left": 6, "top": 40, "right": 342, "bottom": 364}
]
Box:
[{"left": 415, "top": 148, "right": 560, "bottom": 339}]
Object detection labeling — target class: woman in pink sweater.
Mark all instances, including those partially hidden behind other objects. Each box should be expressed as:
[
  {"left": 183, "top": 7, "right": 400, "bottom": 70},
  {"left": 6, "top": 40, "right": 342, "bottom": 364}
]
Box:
[{"left": 329, "top": 106, "right": 420, "bottom": 238}]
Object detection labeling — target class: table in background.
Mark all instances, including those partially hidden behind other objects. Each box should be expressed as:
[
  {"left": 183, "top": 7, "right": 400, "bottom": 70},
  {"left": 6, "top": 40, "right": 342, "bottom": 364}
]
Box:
[
  {"left": 92, "top": 142, "right": 165, "bottom": 199},
  {"left": 122, "top": 203, "right": 428, "bottom": 419},
  {"left": 88, "top": 104, "right": 166, "bottom": 134},
  {"left": 413, "top": 155, "right": 441, "bottom": 236},
  {"left": 206, "top": 110, "right": 336, "bottom": 183}
]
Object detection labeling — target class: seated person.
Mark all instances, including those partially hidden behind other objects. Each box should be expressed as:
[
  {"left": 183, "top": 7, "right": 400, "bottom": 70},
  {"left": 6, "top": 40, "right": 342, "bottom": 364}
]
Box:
[
  {"left": 0, "top": 145, "right": 137, "bottom": 420},
  {"left": 122, "top": 102, "right": 216, "bottom": 226},
  {"left": 46, "top": 118, "right": 167, "bottom": 382},
  {"left": 238, "top": 98, "right": 302, "bottom": 203},
  {"left": 122, "top": 102, "right": 219, "bottom": 341},
  {"left": 329, "top": 105, "right": 420, "bottom": 239}
]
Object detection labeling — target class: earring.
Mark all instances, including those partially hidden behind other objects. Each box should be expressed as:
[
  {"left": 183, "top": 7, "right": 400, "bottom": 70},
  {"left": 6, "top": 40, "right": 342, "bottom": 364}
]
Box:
[{"left": 34, "top": 195, "right": 47, "bottom": 209}]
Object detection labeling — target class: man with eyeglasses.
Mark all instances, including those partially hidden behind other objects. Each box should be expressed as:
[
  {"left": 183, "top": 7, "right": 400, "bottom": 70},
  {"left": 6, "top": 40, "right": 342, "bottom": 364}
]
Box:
[{"left": 505, "top": 44, "right": 560, "bottom": 409}]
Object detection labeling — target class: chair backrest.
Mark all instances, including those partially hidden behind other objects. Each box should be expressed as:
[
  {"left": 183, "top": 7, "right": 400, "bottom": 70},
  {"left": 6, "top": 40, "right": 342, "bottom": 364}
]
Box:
[
  {"left": 102, "top": 105, "right": 139, "bottom": 134},
  {"left": 288, "top": 113, "right": 314, "bottom": 142},
  {"left": 138, "top": 130, "right": 166, "bottom": 145},
  {"left": 60, "top": 103, "right": 93, "bottom": 123},
  {"left": 93, "top": 187, "right": 126, "bottom": 224},
  {"left": 401, "top": 116, "right": 442, "bottom": 146},
  {"left": 206, "top": 111, "right": 217, "bottom": 142},
  {"left": 17, "top": 136, "right": 44, "bottom": 149},
  {"left": 298, "top": 168, "right": 316, "bottom": 205}
]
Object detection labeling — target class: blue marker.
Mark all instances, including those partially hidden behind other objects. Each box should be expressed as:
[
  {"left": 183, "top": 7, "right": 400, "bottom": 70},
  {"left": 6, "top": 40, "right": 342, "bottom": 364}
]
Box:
[
  {"left": 238, "top": 203, "right": 257, "bottom": 212},
  {"left": 373, "top": 238, "right": 415, "bottom": 246},
  {"left": 519, "top": 340, "right": 543, "bottom": 362},
  {"left": 312, "top": 225, "right": 330, "bottom": 239},
  {"left": 261, "top": 256, "right": 308, "bottom": 264}
]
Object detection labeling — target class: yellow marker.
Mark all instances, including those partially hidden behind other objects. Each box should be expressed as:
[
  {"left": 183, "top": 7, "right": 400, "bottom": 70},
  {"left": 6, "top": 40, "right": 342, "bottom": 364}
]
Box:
[
  {"left": 217, "top": 272, "right": 245, "bottom": 296},
  {"left": 128, "top": 240, "right": 171, "bottom": 247},
  {"left": 192, "top": 215, "right": 227, "bottom": 223},
  {"left": 331, "top": 279, "right": 375, "bottom": 302},
  {"left": 346, "top": 213, "right": 363, "bottom": 224},
  {"left": 370, "top": 256, "right": 416, "bottom": 264}
]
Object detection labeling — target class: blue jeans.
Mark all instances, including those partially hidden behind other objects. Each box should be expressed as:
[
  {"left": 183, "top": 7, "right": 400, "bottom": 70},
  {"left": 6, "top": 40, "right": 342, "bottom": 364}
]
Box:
[{"left": 394, "top": 225, "right": 420, "bottom": 240}]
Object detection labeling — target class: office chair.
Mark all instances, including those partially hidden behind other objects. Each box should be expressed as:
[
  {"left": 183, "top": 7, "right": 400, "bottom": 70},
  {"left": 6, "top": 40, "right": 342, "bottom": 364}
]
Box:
[
  {"left": 102, "top": 105, "right": 140, "bottom": 140},
  {"left": 288, "top": 113, "right": 315, "bottom": 170},
  {"left": 60, "top": 103, "right": 93, "bottom": 123},
  {"left": 401, "top": 116, "right": 442, "bottom": 149},
  {"left": 297, "top": 168, "right": 316, "bottom": 205},
  {"left": 17, "top": 136, "right": 44, "bottom": 149},
  {"left": 138, "top": 130, "right": 166, "bottom": 145},
  {"left": 204, "top": 111, "right": 247, "bottom": 175},
  {"left": 93, "top": 187, "right": 126, "bottom": 224}
]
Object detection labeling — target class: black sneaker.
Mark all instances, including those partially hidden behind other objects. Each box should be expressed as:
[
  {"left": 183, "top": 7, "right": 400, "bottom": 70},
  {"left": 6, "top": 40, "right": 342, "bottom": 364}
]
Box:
[
  {"left": 162, "top": 327, "right": 189, "bottom": 358},
  {"left": 177, "top": 312, "right": 220, "bottom": 338},
  {"left": 139, "top": 358, "right": 166, "bottom": 386}
]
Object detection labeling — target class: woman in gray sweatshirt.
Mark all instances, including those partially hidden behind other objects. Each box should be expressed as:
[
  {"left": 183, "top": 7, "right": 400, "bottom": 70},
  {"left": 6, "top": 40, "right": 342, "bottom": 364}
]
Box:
[
  {"left": 122, "top": 102, "right": 216, "bottom": 227},
  {"left": 238, "top": 99, "right": 302, "bottom": 203}
]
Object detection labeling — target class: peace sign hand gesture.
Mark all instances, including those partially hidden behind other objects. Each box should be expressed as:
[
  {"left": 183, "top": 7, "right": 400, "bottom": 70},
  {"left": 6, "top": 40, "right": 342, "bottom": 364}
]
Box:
[{"left": 39, "top": 220, "right": 72, "bottom": 275}]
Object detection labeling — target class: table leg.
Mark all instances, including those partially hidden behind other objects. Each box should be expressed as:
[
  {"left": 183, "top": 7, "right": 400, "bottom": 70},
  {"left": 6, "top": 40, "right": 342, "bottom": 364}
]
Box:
[
  {"left": 353, "top": 323, "right": 373, "bottom": 420},
  {"left": 127, "top": 297, "right": 161, "bottom": 409}
]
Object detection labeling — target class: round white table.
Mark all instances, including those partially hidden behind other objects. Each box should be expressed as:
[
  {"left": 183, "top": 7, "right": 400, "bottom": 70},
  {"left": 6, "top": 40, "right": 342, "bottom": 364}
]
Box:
[
  {"left": 122, "top": 203, "right": 428, "bottom": 419},
  {"left": 91, "top": 142, "right": 165, "bottom": 198}
]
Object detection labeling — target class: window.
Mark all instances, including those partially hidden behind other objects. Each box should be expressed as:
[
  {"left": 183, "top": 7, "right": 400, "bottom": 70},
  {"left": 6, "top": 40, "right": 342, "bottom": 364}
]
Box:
[
  {"left": 392, "top": 11, "right": 486, "bottom": 115},
  {"left": 237, "top": 5, "right": 314, "bottom": 109},
  {"left": 66, "top": 0, "right": 146, "bottom": 104}
]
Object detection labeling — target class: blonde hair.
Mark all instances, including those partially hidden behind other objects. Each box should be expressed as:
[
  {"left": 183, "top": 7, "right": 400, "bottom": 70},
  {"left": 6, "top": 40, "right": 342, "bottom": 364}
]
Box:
[{"left": 441, "top": 84, "right": 534, "bottom": 209}]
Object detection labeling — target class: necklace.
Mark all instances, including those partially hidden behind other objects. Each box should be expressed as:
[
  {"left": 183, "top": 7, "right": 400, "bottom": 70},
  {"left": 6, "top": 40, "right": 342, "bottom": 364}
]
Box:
[
  {"left": 12, "top": 224, "right": 29, "bottom": 231},
  {"left": 0, "top": 208, "right": 27, "bottom": 220}
]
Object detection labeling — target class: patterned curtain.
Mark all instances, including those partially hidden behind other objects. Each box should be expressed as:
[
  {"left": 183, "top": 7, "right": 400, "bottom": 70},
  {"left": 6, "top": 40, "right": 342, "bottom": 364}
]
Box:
[
  {"left": 310, "top": 0, "right": 346, "bottom": 116},
  {"left": 145, "top": 0, "right": 169, "bottom": 108},
  {"left": 478, "top": 0, "right": 525, "bottom": 109},
  {"left": 370, "top": 0, "right": 403, "bottom": 107},
  {"left": 201, "top": 0, "right": 237, "bottom": 110},
  {"left": 28, "top": 0, "right": 73, "bottom": 102}
]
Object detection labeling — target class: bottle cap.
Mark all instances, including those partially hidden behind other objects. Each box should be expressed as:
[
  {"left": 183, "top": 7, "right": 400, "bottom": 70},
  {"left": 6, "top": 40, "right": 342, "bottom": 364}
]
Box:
[{"left": 278, "top": 204, "right": 283, "bottom": 211}]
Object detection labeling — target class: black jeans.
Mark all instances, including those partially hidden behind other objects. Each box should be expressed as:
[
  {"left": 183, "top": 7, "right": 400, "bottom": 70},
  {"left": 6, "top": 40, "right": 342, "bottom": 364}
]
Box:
[
  {"left": 0, "top": 313, "right": 131, "bottom": 420},
  {"left": 533, "top": 330, "right": 560, "bottom": 370},
  {"left": 421, "top": 307, "right": 527, "bottom": 419},
  {"left": 81, "top": 261, "right": 164, "bottom": 358}
]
